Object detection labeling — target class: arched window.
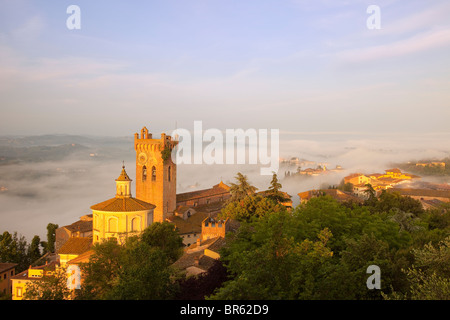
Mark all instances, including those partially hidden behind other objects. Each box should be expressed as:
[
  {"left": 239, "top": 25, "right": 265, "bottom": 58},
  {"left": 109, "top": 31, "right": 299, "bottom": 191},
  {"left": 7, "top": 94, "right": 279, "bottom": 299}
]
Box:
[
  {"left": 131, "top": 217, "right": 139, "bottom": 232},
  {"left": 108, "top": 218, "right": 118, "bottom": 233},
  {"left": 168, "top": 166, "right": 171, "bottom": 182},
  {"left": 142, "top": 166, "right": 147, "bottom": 181},
  {"left": 151, "top": 166, "right": 156, "bottom": 181}
]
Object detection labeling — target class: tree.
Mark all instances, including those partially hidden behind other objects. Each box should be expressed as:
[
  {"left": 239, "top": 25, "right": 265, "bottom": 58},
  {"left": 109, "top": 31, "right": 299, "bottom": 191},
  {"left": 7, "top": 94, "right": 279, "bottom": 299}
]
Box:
[
  {"left": 140, "top": 222, "right": 184, "bottom": 263},
  {"left": 23, "top": 266, "right": 71, "bottom": 300},
  {"left": 210, "top": 209, "right": 334, "bottom": 300},
  {"left": 28, "top": 235, "right": 42, "bottom": 264},
  {"left": 0, "top": 231, "right": 29, "bottom": 272},
  {"left": 229, "top": 172, "right": 257, "bottom": 201},
  {"left": 45, "top": 223, "right": 59, "bottom": 253},
  {"left": 219, "top": 194, "right": 284, "bottom": 223},
  {"left": 77, "top": 239, "right": 122, "bottom": 300},
  {"left": 107, "top": 238, "right": 179, "bottom": 300},
  {"left": 77, "top": 223, "right": 184, "bottom": 300},
  {"left": 266, "top": 173, "right": 290, "bottom": 204},
  {"left": 176, "top": 260, "right": 229, "bottom": 300},
  {"left": 384, "top": 236, "right": 450, "bottom": 300}
]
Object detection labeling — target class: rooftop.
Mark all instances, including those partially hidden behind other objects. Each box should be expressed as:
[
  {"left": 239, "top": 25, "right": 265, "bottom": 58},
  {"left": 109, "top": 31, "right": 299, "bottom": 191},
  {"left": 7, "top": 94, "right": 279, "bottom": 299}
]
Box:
[
  {"left": 91, "top": 196, "right": 156, "bottom": 212},
  {"left": 58, "top": 237, "right": 93, "bottom": 255}
]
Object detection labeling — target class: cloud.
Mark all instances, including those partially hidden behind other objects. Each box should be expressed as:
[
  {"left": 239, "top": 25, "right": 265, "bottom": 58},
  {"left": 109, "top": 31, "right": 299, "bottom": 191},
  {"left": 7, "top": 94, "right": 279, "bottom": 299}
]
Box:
[{"left": 336, "top": 27, "right": 450, "bottom": 64}]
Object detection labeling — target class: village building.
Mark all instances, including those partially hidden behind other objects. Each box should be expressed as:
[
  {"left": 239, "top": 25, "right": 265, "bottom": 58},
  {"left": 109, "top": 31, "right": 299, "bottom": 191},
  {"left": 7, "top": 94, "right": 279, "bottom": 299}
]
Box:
[
  {"left": 0, "top": 263, "right": 17, "bottom": 296},
  {"left": 10, "top": 261, "right": 58, "bottom": 300},
  {"left": 58, "top": 237, "right": 93, "bottom": 267},
  {"left": 55, "top": 215, "right": 92, "bottom": 253},
  {"left": 172, "top": 217, "right": 239, "bottom": 276},
  {"left": 176, "top": 181, "right": 231, "bottom": 207},
  {"left": 343, "top": 168, "right": 421, "bottom": 196}
]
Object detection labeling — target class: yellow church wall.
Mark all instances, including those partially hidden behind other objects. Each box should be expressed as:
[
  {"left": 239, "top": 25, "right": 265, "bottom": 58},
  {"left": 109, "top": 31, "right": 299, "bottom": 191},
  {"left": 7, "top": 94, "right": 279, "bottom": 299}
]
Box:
[{"left": 92, "top": 209, "right": 153, "bottom": 244}]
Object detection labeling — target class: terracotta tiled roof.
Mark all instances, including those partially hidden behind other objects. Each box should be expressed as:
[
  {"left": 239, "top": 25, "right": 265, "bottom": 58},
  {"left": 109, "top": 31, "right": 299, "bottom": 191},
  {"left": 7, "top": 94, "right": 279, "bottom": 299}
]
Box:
[
  {"left": 170, "top": 211, "right": 208, "bottom": 235},
  {"left": 91, "top": 197, "right": 155, "bottom": 212},
  {"left": 176, "top": 182, "right": 230, "bottom": 202},
  {"left": 172, "top": 237, "right": 225, "bottom": 272},
  {"left": 389, "top": 188, "right": 450, "bottom": 199},
  {"left": 64, "top": 219, "right": 92, "bottom": 233},
  {"left": 0, "top": 263, "right": 18, "bottom": 273},
  {"left": 67, "top": 250, "right": 94, "bottom": 264},
  {"left": 58, "top": 237, "right": 92, "bottom": 255}
]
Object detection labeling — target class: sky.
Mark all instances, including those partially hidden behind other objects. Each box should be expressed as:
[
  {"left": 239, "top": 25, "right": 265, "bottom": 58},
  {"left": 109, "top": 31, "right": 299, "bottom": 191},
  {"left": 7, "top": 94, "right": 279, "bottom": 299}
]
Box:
[
  {"left": 0, "top": 0, "right": 450, "bottom": 137},
  {"left": 1, "top": 0, "right": 450, "bottom": 241}
]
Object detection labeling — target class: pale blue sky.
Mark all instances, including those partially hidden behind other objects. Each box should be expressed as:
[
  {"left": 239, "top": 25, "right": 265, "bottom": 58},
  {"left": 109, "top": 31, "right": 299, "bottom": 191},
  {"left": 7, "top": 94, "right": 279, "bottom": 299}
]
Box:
[{"left": 1, "top": 0, "right": 449, "bottom": 136}]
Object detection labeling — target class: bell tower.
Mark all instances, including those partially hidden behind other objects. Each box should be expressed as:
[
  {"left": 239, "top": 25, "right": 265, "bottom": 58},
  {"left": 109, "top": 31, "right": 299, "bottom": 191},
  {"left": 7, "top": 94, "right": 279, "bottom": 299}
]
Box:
[{"left": 134, "top": 126, "right": 177, "bottom": 223}]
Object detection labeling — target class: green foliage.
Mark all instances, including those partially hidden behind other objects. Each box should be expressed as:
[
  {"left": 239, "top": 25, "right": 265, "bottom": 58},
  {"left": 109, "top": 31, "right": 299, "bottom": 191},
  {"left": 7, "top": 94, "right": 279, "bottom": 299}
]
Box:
[
  {"left": 211, "top": 190, "right": 450, "bottom": 300},
  {"left": 28, "top": 235, "right": 42, "bottom": 264},
  {"left": 0, "top": 231, "right": 30, "bottom": 272},
  {"left": 229, "top": 172, "right": 257, "bottom": 201},
  {"left": 107, "top": 239, "right": 179, "bottom": 300},
  {"left": 140, "top": 221, "right": 184, "bottom": 263},
  {"left": 266, "top": 173, "right": 290, "bottom": 203},
  {"left": 210, "top": 209, "right": 335, "bottom": 299},
  {"left": 219, "top": 194, "right": 284, "bottom": 222},
  {"left": 77, "top": 222, "right": 184, "bottom": 300},
  {"left": 23, "top": 266, "right": 71, "bottom": 300},
  {"left": 45, "top": 223, "right": 59, "bottom": 253},
  {"left": 161, "top": 146, "right": 172, "bottom": 162},
  {"left": 384, "top": 236, "right": 450, "bottom": 300}
]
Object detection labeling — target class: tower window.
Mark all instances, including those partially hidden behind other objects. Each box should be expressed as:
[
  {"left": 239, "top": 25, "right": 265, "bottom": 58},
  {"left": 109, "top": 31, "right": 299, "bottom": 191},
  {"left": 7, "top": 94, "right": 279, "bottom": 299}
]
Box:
[
  {"left": 168, "top": 166, "right": 171, "bottom": 182},
  {"left": 142, "top": 166, "right": 147, "bottom": 181},
  {"left": 152, "top": 166, "right": 156, "bottom": 181}
]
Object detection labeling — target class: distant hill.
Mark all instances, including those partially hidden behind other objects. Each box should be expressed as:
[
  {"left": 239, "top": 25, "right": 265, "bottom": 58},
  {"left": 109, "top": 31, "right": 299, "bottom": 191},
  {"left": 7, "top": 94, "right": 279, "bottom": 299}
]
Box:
[
  {"left": 0, "top": 134, "right": 132, "bottom": 148},
  {"left": 0, "top": 134, "right": 134, "bottom": 165}
]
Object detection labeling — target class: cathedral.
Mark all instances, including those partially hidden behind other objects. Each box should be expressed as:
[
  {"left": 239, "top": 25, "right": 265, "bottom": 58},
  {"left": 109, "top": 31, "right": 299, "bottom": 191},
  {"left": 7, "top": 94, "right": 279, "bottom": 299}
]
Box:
[{"left": 10, "top": 126, "right": 292, "bottom": 299}]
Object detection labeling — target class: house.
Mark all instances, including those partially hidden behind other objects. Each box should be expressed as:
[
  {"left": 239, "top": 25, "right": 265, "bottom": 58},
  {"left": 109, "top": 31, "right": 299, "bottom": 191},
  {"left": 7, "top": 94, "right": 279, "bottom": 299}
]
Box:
[
  {"left": 0, "top": 263, "right": 17, "bottom": 296},
  {"left": 172, "top": 217, "right": 239, "bottom": 277},
  {"left": 58, "top": 237, "right": 93, "bottom": 267},
  {"left": 10, "top": 261, "right": 58, "bottom": 300},
  {"left": 344, "top": 173, "right": 372, "bottom": 186},
  {"left": 55, "top": 214, "right": 93, "bottom": 252},
  {"left": 176, "top": 181, "right": 231, "bottom": 207}
]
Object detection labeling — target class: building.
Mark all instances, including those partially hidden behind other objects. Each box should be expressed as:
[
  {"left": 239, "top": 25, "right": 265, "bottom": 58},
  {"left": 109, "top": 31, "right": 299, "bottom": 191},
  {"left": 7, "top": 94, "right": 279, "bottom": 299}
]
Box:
[
  {"left": 10, "top": 261, "right": 58, "bottom": 300},
  {"left": 416, "top": 161, "right": 446, "bottom": 168},
  {"left": 135, "top": 126, "right": 178, "bottom": 223},
  {"left": 344, "top": 173, "right": 372, "bottom": 186},
  {"left": 172, "top": 217, "right": 238, "bottom": 276},
  {"left": 0, "top": 263, "right": 17, "bottom": 296},
  {"left": 57, "top": 237, "right": 93, "bottom": 267},
  {"left": 168, "top": 207, "right": 208, "bottom": 247},
  {"left": 343, "top": 169, "right": 421, "bottom": 195},
  {"left": 388, "top": 188, "right": 450, "bottom": 203},
  {"left": 176, "top": 181, "right": 231, "bottom": 207},
  {"left": 90, "top": 165, "right": 156, "bottom": 244},
  {"left": 55, "top": 215, "right": 93, "bottom": 253}
]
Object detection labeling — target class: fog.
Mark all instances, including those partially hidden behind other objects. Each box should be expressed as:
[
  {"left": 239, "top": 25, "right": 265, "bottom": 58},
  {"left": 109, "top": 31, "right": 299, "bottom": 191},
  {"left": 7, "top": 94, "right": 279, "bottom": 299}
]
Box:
[{"left": 0, "top": 131, "right": 449, "bottom": 242}]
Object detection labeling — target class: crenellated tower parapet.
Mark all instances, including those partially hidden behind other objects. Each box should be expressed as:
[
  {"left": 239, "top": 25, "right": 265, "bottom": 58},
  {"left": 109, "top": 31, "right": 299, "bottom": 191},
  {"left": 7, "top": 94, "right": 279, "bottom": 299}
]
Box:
[{"left": 134, "top": 126, "right": 177, "bottom": 223}]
